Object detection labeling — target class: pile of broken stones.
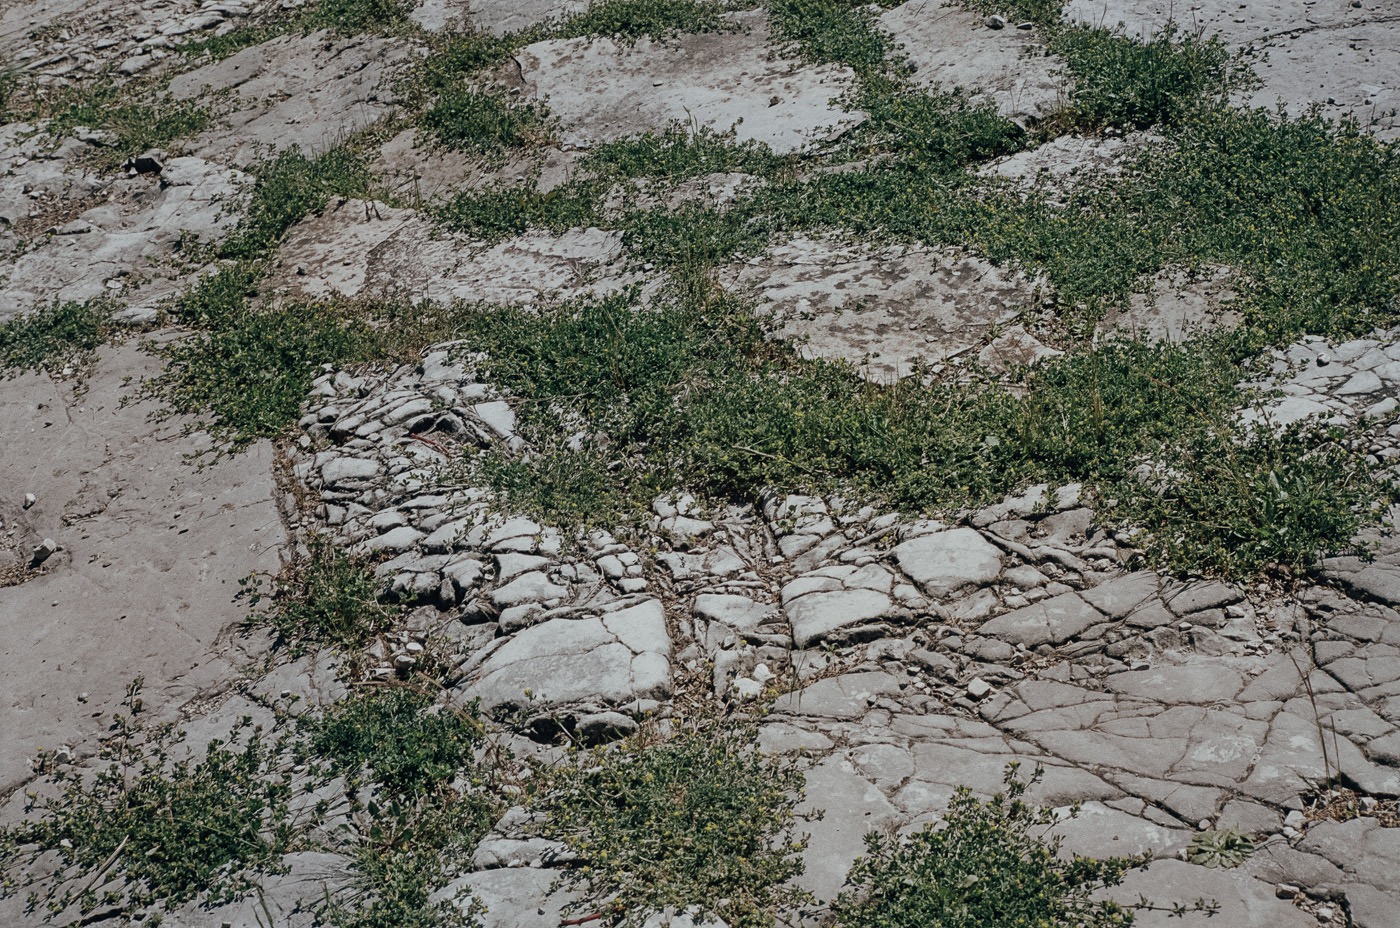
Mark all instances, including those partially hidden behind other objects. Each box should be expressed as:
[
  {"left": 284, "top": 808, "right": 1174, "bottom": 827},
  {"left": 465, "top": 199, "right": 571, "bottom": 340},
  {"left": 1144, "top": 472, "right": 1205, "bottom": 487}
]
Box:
[{"left": 280, "top": 336, "right": 1400, "bottom": 927}]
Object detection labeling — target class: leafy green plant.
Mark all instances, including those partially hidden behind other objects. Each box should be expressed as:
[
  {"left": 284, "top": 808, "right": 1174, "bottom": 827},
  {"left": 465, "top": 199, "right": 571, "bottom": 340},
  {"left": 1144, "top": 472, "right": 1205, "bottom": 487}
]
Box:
[
  {"left": 437, "top": 181, "right": 602, "bottom": 240},
  {"left": 834, "top": 765, "right": 1165, "bottom": 928},
  {"left": 1, "top": 704, "right": 304, "bottom": 922},
  {"left": 218, "top": 144, "right": 374, "bottom": 261},
  {"left": 422, "top": 88, "right": 551, "bottom": 154},
  {"left": 554, "top": 0, "right": 736, "bottom": 42},
  {"left": 1050, "top": 24, "right": 1243, "bottom": 130},
  {"left": 529, "top": 718, "right": 809, "bottom": 928},
  {"left": 302, "top": 0, "right": 416, "bottom": 33},
  {"left": 247, "top": 536, "right": 396, "bottom": 652},
  {"left": 35, "top": 86, "right": 211, "bottom": 171},
  {"left": 0, "top": 300, "right": 115, "bottom": 375},
  {"left": 302, "top": 688, "right": 500, "bottom": 928},
  {"left": 583, "top": 123, "right": 783, "bottom": 181},
  {"left": 1185, "top": 829, "right": 1254, "bottom": 869}
]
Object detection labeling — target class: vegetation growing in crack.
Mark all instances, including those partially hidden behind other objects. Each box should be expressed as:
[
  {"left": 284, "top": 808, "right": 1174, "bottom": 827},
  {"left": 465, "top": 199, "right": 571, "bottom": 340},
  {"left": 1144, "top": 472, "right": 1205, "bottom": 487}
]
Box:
[
  {"left": 448, "top": 276, "right": 1381, "bottom": 577},
  {"left": 528, "top": 717, "right": 809, "bottom": 928},
  {"left": 23, "top": 84, "right": 212, "bottom": 172},
  {"left": 300, "top": 688, "right": 500, "bottom": 928},
  {"left": 0, "top": 683, "right": 500, "bottom": 928},
  {"left": 833, "top": 764, "right": 1216, "bottom": 928},
  {"left": 244, "top": 536, "right": 397, "bottom": 654}
]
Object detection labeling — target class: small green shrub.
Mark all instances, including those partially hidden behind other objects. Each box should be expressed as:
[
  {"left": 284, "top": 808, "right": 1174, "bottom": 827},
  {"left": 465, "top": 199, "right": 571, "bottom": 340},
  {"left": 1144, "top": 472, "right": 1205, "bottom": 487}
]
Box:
[
  {"left": 555, "top": 0, "right": 735, "bottom": 42},
  {"left": 530, "top": 719, "right": 809, "bottom": 928},
  {"left": 37, "top": 87, "right": 210, "bottom": 170},
  {"left": 302, "top": 0, "right": 416, "bottom": 33},
  {"left": 179, "top": 21, "right": 292, "bottom": 60},
  {"left": 1051, "top": 24, "right": 1242, "bottom": 130},
  {"left": 219, "top": 145, "right": 374, "bottom": 261},
  {"left": 767, "top": 0, "right": 895, "bottom": 77},
  {"left": 622, "top": 201, "right": 770, "bottom": 267},
  {"left": 302, "top": 689, "right": 499, "bottom": 928},
  {"left": 422, "top": 88, "right": 551, "bottom": 154},
  {"left": 0, "top": 300, "right": 115, "bottom": 375},
  {"left": 1, "top": 707, "right": 302, "bottom": 921},
  {"left": 583, "top": 123, "right": 783, "bottom": 181},
  {"left": 248, "top": 537, "right": 396, "bottom": 652},
  {"left": 834, "top": 765, "right": 1151, "bottom": 928},
  {"left": 152, "top": 302, "right": 378, "bottom": 447},
  {"left": 436, "top": 181, "right": 602, "bottom": 240}
]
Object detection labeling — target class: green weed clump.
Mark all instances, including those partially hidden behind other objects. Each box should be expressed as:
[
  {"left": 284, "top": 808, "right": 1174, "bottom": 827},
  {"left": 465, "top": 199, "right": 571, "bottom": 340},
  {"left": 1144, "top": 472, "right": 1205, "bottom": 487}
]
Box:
[
  {"left": 302, "top": 0, "right": 416, "bottom": 33},
  {"left": 437, "top": 182, "right": 601, "bottom": 240},
  {"left": 449, "top": 278, "right": 1379, "bottom": 577},
  {"left": 1, "top": 706, "right": 302, "bottom": 921},
  {"left": 584, "top": 124, "right": 784, "bottom": 181},
  {"left": 247, "top": 537, "right": 396, "bottom": 652},
  {"left": 35, "top": 86, "right": 210, "bottom": 170},
  {"left": 0, "top": 300, "right": 115, "bottom": 375},
  {"left": 302, "top": 689, "right": 499, "bottom": 928},
  {"left": 530, "top": 720, "right": 808, "bottom": 928},
  {"left": 833, "top": 765, "right": 1184, "bottom": 928},
  {"left": 555, "top": 0, "right": 736, "bottom": 42},
  {"left": 1051, "top": 24, "right": 1241, "bottom": 130},
  {"left": 218, "top": 144, "right": 374, "bottom": 262},
  {"left": 422, "top": 88, "right": 552, "bottom": 154},
  {"left": 1, "top": 686, "right": 499, "bottom": 928}
]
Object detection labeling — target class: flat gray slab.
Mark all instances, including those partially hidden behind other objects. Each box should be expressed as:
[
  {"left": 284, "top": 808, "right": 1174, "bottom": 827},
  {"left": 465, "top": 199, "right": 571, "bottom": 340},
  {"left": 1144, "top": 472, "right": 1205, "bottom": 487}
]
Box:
[
  {"left": 0, "top": 151, "right": 247, "bottom": 320},
  {"left": 1064, "top": 0, "right": 1400, "bottom": 138},
  {"left": 722, "top": 236, "right": 1040, "bottom": 380},
  {"left": 0, "top": 342, "right": 283, "bottom": 793},
  {"left": 269, "top": 199, "right": 636, "bottom": 305},
  {"left": 412, "top": 0, "right": 586, "bottom": 34},
  {"left": 880, "top": 0, "right": 1064, "bottom": 124},
  {"left": 516, "top": 11, "right": 864, "bottom": 154},
  {"left": 465, "top": 599, "right": 672, "bottom": 714},
  {"left": 169, "top": 31, "right": 412, "bottom": 165}
]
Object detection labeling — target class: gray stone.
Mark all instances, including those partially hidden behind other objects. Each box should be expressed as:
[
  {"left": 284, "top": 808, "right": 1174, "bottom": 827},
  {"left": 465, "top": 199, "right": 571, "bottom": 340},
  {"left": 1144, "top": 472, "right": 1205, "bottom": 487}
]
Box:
[
  {"left": 1080, "top": 570, "right": 1159, "bottom": 618},
  {"left": 516, "top": 11, "right": 863, "bottom": 155},
  {"left": 490, "top": 571, "right": 568, "bottom": 608},
  {"left": 793, "top": 756, "right": 898, "bottom": 902},
  {"left": 467, "top": 608, "right": 670, "bottom": 713},
  {"left": 773, "top": 671, "right": 902, "bottom": 719},
  {"left": 895, "top": 527, "right": 1004, "bottom": 598},
  {"left": 693, "top": 593, "right": 775, "bottom": 630},
  {"left": 978, "top": 592, "right": 1103, "bottom": 647}
]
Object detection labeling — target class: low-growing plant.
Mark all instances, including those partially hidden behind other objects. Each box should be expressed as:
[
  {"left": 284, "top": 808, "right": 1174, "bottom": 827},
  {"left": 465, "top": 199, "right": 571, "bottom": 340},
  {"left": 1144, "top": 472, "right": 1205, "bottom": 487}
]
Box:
[
  {"left": 219, "top": 144, "right": 375, "bottom": 261},
  {"left": 0, "top": 703, "right": 305, "bottom": 922},
  {"left": 529, "top": 718, "right": 810, "bottom": 928},
  {"left": 247, "top": 536, "right": 396, "bottom": 652},
  {"left": 301, "top": 688, "right": 500, "bottom": 928},
  {"left": 833, "top": 765, "right": 1210, "bottom": 928},
  {"left": 422, "top": 88, "right": 551, "bottom": 154},
  {"left": 35, "top": 86, "right": 211, "bottom": 171},
  {"left": 583, "top": 123, "right": 784, "bottom": 181},
  {"left": 554, "top": 0, "right": 737, "bottom": 42},
  {"left": 0, "top": 299, "right": 115, "bottom": 376},
  {"left": 302, "top": 0, "right": 417, "bottom": 33},
  {"left": 436, "top": 181, "right": 602, "bottom": 239},
  {"left": 1050, "top": 23, "right": 1244, "bottom": 130},
  {"left": 1185, "top": 829, "right": 1254, "bottom": 869}
]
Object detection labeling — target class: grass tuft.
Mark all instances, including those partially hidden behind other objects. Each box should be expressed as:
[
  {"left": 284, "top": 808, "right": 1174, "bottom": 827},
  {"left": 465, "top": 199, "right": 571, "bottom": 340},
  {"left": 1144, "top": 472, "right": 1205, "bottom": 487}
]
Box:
[
  {"left": 0, "top": 300, "right": 115, "bottom": 376},
  {"left": 530, "top": 718, "right": 809, "bottom": 928}
]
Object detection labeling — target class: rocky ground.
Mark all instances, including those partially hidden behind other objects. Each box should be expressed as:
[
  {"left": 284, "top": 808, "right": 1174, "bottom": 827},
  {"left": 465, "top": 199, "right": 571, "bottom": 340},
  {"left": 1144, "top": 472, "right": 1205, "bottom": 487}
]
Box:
[{"left": 2, "top": 0, "right": 1400, "bottom": 927}]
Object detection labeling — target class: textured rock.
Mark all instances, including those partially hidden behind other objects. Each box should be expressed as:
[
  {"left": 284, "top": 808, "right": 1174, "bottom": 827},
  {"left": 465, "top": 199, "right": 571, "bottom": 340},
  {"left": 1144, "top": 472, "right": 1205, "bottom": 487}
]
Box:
[
  {"left": 516, "top": 12, "right": 863, "bottom": 154},
  {"left": 894, "top": 528, "right": 1004, "bottom": 598}
]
